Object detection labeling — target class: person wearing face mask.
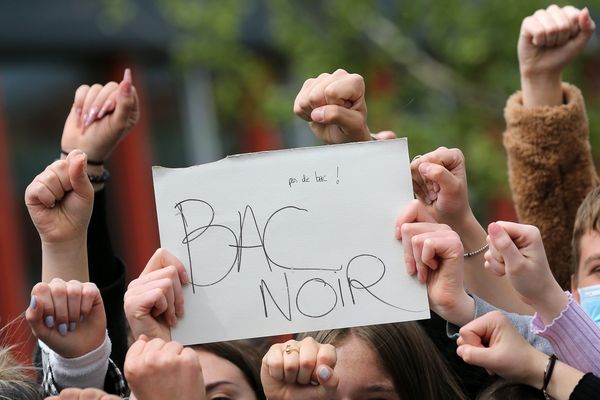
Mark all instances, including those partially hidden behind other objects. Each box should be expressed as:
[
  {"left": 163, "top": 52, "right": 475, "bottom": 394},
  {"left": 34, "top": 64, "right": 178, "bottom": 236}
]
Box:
[{"left": 571, "top": 187, "right": 600, "bottom": 325}]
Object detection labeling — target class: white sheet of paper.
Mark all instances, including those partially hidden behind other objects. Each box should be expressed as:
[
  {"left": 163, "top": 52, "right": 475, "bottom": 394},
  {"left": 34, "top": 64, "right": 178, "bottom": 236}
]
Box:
[{"left": 153, "top": 138, "right": 429, "bottom": 345}]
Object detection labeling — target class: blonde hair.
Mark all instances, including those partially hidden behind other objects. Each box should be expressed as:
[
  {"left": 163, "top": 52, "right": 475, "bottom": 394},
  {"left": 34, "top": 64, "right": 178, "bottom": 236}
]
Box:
[{"left": 0, "top": 345, "right": 41, "bottom": 399}]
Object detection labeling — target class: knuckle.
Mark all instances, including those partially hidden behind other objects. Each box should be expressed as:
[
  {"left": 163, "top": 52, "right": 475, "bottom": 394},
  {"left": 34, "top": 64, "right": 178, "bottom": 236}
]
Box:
[{"left": 333, "top": 68, "right": 347, "bottom": 75}]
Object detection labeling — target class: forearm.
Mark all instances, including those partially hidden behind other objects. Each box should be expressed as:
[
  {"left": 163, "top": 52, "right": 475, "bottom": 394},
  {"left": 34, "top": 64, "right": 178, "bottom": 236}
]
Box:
[
  {"left": 522, "top": 351, "right": 584, "bottom": 400},
  {"left": 42, "top": 239, "right": 89, "bottom": 283},
  {"left": 455, "top": 214, "right": 533, "bottom": 314},
  {"left": 520, "top": 72, "right": 563, "bottom": 108}
]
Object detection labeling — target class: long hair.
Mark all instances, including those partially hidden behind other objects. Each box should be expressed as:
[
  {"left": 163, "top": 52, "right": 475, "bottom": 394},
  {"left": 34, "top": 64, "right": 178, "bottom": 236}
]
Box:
[
  {"left": 300, "top": 322, "right": 466, "bottom": 400},
  {"left": 0, "top": 346, "right": 41, "bottom": 400},
  {"left": 195, "top": 341, "right": 265, "bottom": 400}
]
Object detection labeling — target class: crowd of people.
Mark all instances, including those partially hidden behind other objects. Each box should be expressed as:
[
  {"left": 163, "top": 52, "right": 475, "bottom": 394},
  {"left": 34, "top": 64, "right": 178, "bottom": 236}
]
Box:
[{"left": 1, "top": 4, "right": 599, "bottom": 399}]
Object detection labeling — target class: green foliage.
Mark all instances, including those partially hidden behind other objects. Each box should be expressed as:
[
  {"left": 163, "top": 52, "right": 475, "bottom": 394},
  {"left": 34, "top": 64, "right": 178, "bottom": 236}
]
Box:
[{"left": 106, "top": 0, "right": 600, "bottom": 220}]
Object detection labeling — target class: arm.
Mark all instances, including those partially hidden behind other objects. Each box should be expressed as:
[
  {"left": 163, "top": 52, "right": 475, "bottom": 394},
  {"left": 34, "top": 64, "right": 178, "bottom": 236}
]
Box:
[
  {"left": 261, "top": 337, "right": 338, "bottom": 400},
  {"left": 505, "top": 6, "right": 599, "bottom": 289},
  {"left": 45, "top": 388, "right": 122, "bottom": 400},
  {"left": 531, "top": 293, "right": 600, "bottom": 377},
  {"left": 457, "top": 311, "right": 586, "bottom": 400}
]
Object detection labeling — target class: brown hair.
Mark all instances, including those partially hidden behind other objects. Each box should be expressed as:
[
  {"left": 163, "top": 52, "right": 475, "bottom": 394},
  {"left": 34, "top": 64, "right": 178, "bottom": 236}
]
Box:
[
  {"left": 299, "top": 322, "right": 466, "bottom": 400},
  {"left": 477, "top": 380, "right": 544, "bottom": 400},
  {"left": 194, "top": 341, "right": 265, "bottom": 400},
  {"left": 571, "top": 187, "right": 600, "bottom": 282}
]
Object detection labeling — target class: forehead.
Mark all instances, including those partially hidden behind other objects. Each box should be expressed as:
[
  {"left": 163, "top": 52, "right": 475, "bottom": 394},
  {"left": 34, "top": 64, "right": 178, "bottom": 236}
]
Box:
[
  {"left": 335, "top": 335, "right": 398, "bottom": 397},
  {"left": 194, "top": 349, "right": 248, "bottom": 385}
]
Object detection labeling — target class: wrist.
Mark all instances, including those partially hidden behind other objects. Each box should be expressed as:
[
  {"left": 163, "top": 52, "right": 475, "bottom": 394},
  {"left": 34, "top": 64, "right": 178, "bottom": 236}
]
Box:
[
  {"left": 531, "top": 285, "right": 568, "bottom": 325},
  {"left": 41, "top": 238, "right": 89, "bottom": 282},
  {"left": 522, "top": 349, "right": 549, "bottom": 389},
  {"left": 520, "top": 73, "right": 563, "bottom": 107},
  {"left": 434, "top": 291, "right": 475, "bottom": 327}
]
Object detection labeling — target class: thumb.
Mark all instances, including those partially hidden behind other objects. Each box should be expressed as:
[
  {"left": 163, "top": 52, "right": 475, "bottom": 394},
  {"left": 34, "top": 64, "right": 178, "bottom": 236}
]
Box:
[
  {"left": 418, "top": 162, "right": 459, "bottom": 195},
  {"left": 487, "top": 222, "right": 523, "bottom": 269},
  {"left": 66, "top": 150, "right": 93, "bottom": 199},
  {"left": 25, "top": 295, "right": 46, "bottom": 338},
  {"left": 568, "top": 8, "right": 596, "bottom": 52},
  {"left": 113, "top": 68, "right": 138, "bottom": 129},
  {"left": 456, "top": 344, "right": 491, "bottom": 369},
  {"left": 372, "top": 130, "right": 396, "bottom": 140},
  {"left": 313, "top": 365, "right": 339, "bottom": 397}
]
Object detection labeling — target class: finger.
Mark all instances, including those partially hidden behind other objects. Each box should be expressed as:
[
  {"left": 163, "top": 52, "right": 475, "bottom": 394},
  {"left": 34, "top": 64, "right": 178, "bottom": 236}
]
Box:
[
  {"left": 266, "top": 344, "right": 285, "bottom": 381},
  {"left": 394, "top": 199, "right": 437, "bottom": 239},
  {"left": 314, "top": 365, "right": 339, "bottom": 396},
  {"left": 141, "top": 248, "right": 189, "bottom": 284},
  {"left": 534, "top": 9, "right": 559, "bottom": 47},
  {"left": 92, "top": 82, "right": 119, "bottom": 119},
  {"left": 25, "top": 288, "right": 47, "bottom": 335},
  {"left": 66, "top": 149, "right": 93, "bottom": 199},
  {"left": 411, "top": 235, "right": 428, "bottom": 283},
  {"left": 307, "top": 72, "right": 346, "bottom": 110},
  {"left": 144, "top": 278, "right": 176, "bottom": 326},
  {"left": 37, "top": 160, "right": 70, "bottom": 202},
  {"left": 283, "top": 340, "right": 300, "bottom": 384},
  {"left": 579, "top": 7, "right": 596, "bottom": 33},
  {"left": 82, "top": 84, "right": 104, "bottom": 128},
  {"left": 521, "top": 15, "right": 547, "bottom": 47},
  {"left": 401, "top": 223, "right": 449, "bottom": 275},
  {"left": 487, "top": 222, "right": 525, "bottom": 270},
  {"left": 547, "top": 5, "right": 572, "bottom": 46},
  {"left": 112, "top": 68, "right": 138, "bottom": 129},
  {"left": 80, "top": 282, "right": 102, "bottom": 320},
  {"left": 134, "top": 265, "right": 184, "bottom": 321},
  {"left": 323, "top": 72, "right": 364, "bottom": 107},
  {"left": 66, "top": 280, "right": 83, "bottom": 331},
  {"left": 297, "top": 338, "right": 318, "bottom": 385},
  {"left": 162, "top": 340, "right": 184, "bottom": 356},
  {"left": 25, "top": 180, "right": 58, "bottom": 209},
  {"left": 418, "top": 162, "right": 461, "bottom": 200},
  {"left": 73, "top": 85, "right": 90, "bottom": 127},
  {"left": 371, "top": 130, "right": 396, "bottom": 140},
  {"left": 456, "top": 344, "right": 491, "bottom": 368},
  {"left": 49, "top": 278, "right": 70, "bottom": 336},
  {"left": 486, "top": 235, "right": 504, "bottom": 264},
  {"left": 294, "top": 77, "right": 318, "bottom": 121},
  {"left": 484, "top": 256, "right": 506, "bottom": 277},
  {"left": 310, "top": 105, "right": 365, "bottom": 137}
]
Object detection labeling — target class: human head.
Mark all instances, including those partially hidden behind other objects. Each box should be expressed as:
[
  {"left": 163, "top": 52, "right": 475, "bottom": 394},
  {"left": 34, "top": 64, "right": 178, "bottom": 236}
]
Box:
[
  {"left": 570, "top": 186, "right": 600, "bottom": 300},
  {"left": 0, "top": 345, "right": 42, "bottom": 400},
  {"left": 476, "top": 379, "right": 544, "bottom": 400},
  {"left": 300, "top": 322, "right": 466, "bottom": 400},
  {"left": 192, "top": 340, "right": 265, "bottom": 400}
]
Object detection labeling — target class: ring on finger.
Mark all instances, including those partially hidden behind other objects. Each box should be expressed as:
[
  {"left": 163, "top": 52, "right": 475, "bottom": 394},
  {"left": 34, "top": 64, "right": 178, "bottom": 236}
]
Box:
[{"left": 285, "top": 344, "right": 299, "bottom": 355}]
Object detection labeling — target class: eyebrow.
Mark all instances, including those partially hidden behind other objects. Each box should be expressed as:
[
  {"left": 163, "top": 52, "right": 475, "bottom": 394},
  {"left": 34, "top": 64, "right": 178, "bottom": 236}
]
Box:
[
  {"left": 205, "top": 380, "right": 235, "bottom": 392},
  {"left": 363, "top": 383, "right": 397, "bottom": 393},
  {"left": 584, "top": 254, "right": 600, "bottom": 268}
]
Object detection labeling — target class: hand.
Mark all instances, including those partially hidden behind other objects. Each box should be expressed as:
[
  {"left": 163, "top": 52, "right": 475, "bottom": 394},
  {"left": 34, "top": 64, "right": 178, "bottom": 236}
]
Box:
[
  {"left": 410, "top": 147, "right": 475, "bottom": 232},
  {"left": 261, "top": 337, "right": 339, "bottom": 400},
  {"left": 45, "top": 388, "right": 121, "bottom": 400},
  {"left": 61, "top": 68, "right": 139, "bottom": 163},
  {"left": 457, "top": 311, "right": 549, "bottom": 387},
  {"left": 25, "top": 150, "right": 94, "bottom": 245},
  {"left": 485, "top": 221, "right": 567, "bottom": 323},
  {"left": 294, "top": 69, "right": 375, "bottom": 143},
  {"left": 406, "top": 225, "right": 475, "bottom": 326},
  {"left": 518, "top": 6, "right": 596, "bottom": 107},
  {"left": 26, "top": 279, "right": 106, "bottom": 359},
  {"left": 124, "top": 249, "right": 189, "bottom": 341},
  {"left": 125, "top": 336, "right": 205, "bottom": 400}
]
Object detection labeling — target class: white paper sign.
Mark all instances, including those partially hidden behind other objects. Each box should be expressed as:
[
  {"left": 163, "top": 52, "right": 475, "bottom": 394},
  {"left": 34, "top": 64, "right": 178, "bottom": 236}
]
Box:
[{"left": 153, "top": 138, "right": 429, "bottom": 345}]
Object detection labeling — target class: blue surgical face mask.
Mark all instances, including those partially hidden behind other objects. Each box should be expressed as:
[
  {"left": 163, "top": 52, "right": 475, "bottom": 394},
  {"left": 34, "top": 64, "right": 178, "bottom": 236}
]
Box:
[{"left": 578, "top": 284, "right": 600, "bottom": 326}]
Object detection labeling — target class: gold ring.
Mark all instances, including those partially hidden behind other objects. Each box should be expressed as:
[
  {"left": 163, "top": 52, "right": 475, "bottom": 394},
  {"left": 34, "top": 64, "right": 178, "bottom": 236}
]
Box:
[
  {"left": 285, "top": 344, "right": 299, "bottom": 355},
  {"left": 412, "top": 154, "right": 422, "bottom": 162}
]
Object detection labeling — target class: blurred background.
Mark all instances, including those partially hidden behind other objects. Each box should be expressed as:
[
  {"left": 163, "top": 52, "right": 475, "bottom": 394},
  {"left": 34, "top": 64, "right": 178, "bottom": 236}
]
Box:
[{"left": 1, "top": 0, "right": 599, "bottom": 355}]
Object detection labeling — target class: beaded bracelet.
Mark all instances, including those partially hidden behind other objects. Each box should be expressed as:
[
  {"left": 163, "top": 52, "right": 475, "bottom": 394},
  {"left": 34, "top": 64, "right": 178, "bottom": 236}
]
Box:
[
  {"left": 88, "top": 169, "right": 111, "bottom": 183},
  {"left": 463, "top": 243, "right": 489, "bottom": 258}
]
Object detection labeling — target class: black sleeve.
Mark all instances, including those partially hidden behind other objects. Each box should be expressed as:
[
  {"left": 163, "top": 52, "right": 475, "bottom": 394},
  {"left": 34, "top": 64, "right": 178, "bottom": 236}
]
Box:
[
  {"left": 418, "top": 311, "right": 497, "bottom": 398},
  {"left": 88, "top": 189, "right": 128, "bottom": 372},
  {"left": 570, "top": 373, "right": 600, "bottom": 400}
]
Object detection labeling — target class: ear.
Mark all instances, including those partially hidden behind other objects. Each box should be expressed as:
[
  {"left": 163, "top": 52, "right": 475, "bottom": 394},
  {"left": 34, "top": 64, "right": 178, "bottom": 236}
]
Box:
[{"left": 571, "top": 274, "right": 580, "bottom": 303}]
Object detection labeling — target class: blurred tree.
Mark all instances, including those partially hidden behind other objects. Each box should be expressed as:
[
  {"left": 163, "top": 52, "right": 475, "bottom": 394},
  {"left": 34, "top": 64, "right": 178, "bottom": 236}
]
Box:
[{"left": 103, "top": 0, "right": 600, "bottom": 220}]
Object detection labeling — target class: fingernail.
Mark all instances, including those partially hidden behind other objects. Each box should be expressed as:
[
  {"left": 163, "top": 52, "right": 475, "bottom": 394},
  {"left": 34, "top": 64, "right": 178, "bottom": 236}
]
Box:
[
  {"left": 58, "top": 323, "right": 68, "bottom": 336},
  {"left": 319, "top": 366, "right": 331, "bottom": 381},
  {"left": 311, "top": 108, "right": 325, "bottom": 123},
  {"left": 97, "top": 106, "right": 106, "bottom": 119},
  {"left": 69, "top": 322, "right": 77, "bottom": 332},
  {"left": 429, "top": 191, "right": 437, "bottom": 201},
  {"left": 85, "top": 108, "right": 97, "bottom": 126},
  {"left": 124, "top": 68, "right": 132, "bottom": 82},
  {"left": 420, "top": 163, "right": 430, "bottom": 175},
  {"left": 82, "top": 112, "right": 88, "bottom": 125},
  {"left": 30, "top": 295, "right": 37, "bottom": 310},
  {"left": 45, "top": 315, "right": 54, "bottom": 328}
]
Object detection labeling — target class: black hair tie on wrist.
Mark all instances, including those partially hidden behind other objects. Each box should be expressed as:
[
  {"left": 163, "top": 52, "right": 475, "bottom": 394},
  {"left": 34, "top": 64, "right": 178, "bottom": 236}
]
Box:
[
  {"left": 542, "top": 354, "right": 557, "bottom": 399},
  {"left": 60, "top": 149, "right": 104, "bottom": 166}
]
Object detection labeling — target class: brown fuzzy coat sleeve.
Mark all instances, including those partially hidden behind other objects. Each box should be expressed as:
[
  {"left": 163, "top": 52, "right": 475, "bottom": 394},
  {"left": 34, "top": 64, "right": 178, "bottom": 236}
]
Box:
[{"left": 503, "top": 83, "right": 600, "bottom": 289}]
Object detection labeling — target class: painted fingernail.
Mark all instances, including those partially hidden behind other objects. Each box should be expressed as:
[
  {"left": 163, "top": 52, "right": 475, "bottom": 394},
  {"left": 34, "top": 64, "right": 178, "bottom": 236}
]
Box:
[
  {"left": 30, "top": 295, "right": 37, "bottom": 310},
  {"left": 311, "top": 107, "right": 325, "bottom": 123},
  {"left": 319, "top": 366, "right": 331, "bottom": 381},
  {"left": 58, "top": 323, "right": 68, "bottom": 336},
  {"left": 69, "top": 322, "right": 77, "bottom": 332},
  {"left": 45, "top": 315, "right": 54, "bottom": 328},
  {"left": 97, "top": 107, "right": 106, "bottom": 119},
  {"left": 85, "top": 108, "right": 97, "bottom": 127},
  {"left": 82, "top": 112, "right": 88, "bottom": 125}
]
